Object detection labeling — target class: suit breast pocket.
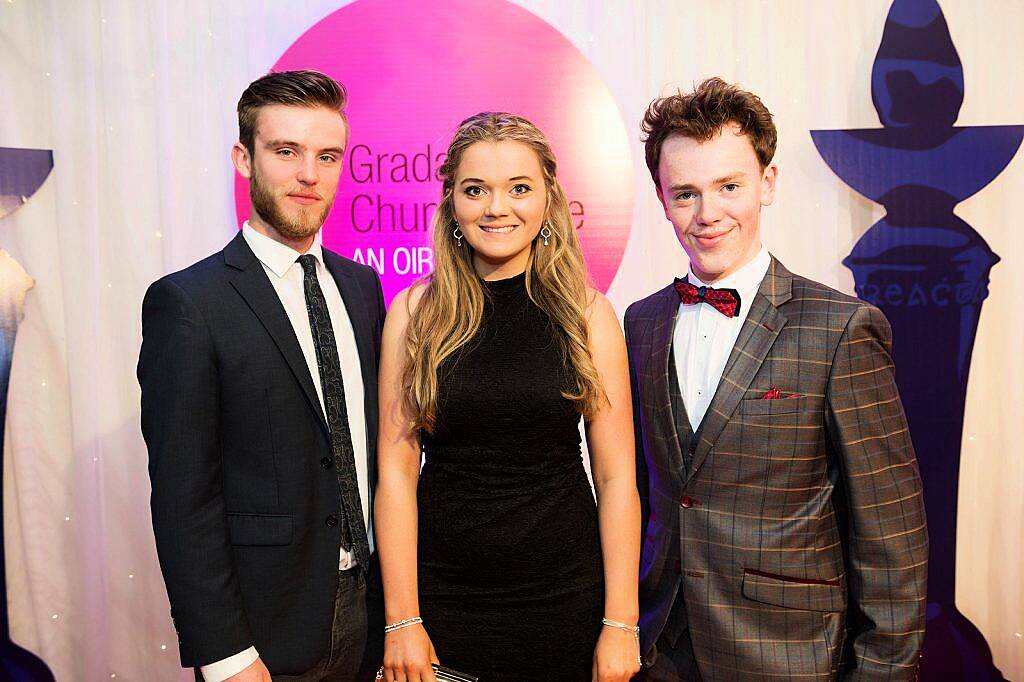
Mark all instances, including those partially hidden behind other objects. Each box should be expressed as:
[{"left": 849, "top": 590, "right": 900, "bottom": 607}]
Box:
[
  {"left": 738, "top": 397, "right": 803, "bottom": 416},
  {"left": 226, "top": 512, "right": 293, "bottom": 546}
]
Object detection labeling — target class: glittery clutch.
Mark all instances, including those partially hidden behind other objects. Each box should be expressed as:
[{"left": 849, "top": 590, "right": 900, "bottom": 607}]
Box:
[{"left": 432, "top": 664, "right": 478, "bottom": 682}]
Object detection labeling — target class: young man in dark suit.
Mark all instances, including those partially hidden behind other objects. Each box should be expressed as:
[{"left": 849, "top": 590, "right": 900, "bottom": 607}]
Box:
[
  {"left": 139, "top": 70, "right": 385, "bottom": 681},
  {"left": 627, "top": 78, "right": 928, "bottom": 680}
]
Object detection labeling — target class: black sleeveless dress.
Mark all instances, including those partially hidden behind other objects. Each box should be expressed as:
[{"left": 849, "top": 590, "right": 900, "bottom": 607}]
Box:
[{"left": 417, "top": 272, "right": 604, "bottom": 681}]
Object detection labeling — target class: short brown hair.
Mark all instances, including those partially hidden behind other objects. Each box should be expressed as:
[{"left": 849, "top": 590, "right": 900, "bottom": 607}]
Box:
[
  {"left": 237, "top": 70, "right": 347, "bottom": 156},
  {"left": 641, "top": 77, "right": 776, "bottom": 188}
]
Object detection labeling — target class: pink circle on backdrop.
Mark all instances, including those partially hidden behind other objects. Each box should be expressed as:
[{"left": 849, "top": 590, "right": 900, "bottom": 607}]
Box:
[{"left": 234, "top": 0, "right": 633, "bottom": 304}]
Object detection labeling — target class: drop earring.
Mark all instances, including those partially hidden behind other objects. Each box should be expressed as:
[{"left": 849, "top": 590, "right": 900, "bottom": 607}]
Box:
[
  {"left": 540, "top": 221, "right": 552, "bottom": 246},
  {"left": 453, "top": 221, "right": 463, "bottom": 247}
]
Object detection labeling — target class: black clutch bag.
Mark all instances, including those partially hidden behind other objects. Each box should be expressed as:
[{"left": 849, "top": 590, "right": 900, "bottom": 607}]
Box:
[{"left": 432, "top": 664, "right": 479, "bottom": 682}]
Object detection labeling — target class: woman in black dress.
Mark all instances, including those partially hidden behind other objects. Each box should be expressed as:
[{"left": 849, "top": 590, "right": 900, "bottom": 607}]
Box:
[{"left": 375, "top": 113, "right": 640, "bottom": 682}]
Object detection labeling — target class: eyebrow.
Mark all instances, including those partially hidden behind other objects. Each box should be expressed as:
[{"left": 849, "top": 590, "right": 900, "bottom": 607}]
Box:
[
  {"left": 459, "top": 175, "right": 536, "bottom": 184},
  {"left": 263, "top": 139, "right": 345, "bottom": 155},
  {"left": 264, "top": 139, "right": 302, "bottom": 149},
  {"left": 669, "top": 173, "right": 745, "bottom": 192}
]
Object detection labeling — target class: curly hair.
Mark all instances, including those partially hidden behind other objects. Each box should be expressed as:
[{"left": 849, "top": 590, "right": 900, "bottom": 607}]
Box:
[{"left": 641, "top": 77, "right": 776, "bottom": 188}]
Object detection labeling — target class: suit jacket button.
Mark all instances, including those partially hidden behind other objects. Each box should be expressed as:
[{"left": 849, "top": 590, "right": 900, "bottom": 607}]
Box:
[
  {"left": 325, "top": 515, "right": 339, "bottom": 528},
  {"left": 680, "top": 495, "right": 694, "bottom": 508},
  {"left": 321, "top": 457, "right": 333, "bottom": 470}
]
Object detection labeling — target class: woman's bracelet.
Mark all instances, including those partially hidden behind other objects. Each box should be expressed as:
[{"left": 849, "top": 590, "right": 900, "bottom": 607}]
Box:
[
  {"left": 384, "top": 616, "right": 423, "bottom": 633},
  {"left": 602, "top": 617, "right": 640, "bottom": 638}
]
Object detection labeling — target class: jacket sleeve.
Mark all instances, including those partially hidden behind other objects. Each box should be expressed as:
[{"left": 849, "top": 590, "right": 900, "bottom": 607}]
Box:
[
  {"left": 372, "top": 266, "right": 386, "bottom": 353},
  {"left": 624, "top": 308, "right": 651, "bottom": 546},
  {"left": 826, "top": 304, "right": 928, "bottom": 681},
  {"left": 138, "top": 277, "right": 253, "bottom": 667}
]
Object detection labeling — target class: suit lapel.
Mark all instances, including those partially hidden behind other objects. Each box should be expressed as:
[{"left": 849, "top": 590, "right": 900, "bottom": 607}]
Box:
[
  {"left": 323, "top": 251, "right": 379, "bottom": 490},
  {"left": 323, "top": 252, "right": 376, "bottom": 395},
  {"left": 224, "top": 232, "right": 330, "bottom": 433},
  {"left": 686, "top": 258, "right": 792, "bottom": 481},
  {"left": 323, "top": 246, "right": 376, "bottom": 438},
  {"left": 645, "top": 285, "right": 687, "bottom": 479}
]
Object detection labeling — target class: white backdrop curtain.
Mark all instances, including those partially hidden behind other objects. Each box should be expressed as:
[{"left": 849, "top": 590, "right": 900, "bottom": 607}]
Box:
[{"left": 0, "top": 1, "right": 1021, "bottom": 679}]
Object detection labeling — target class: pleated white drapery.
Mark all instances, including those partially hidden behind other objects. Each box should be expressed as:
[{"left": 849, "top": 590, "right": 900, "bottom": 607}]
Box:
[{"left": 1, "top": 1, "right": 1021, "bottom": 679}]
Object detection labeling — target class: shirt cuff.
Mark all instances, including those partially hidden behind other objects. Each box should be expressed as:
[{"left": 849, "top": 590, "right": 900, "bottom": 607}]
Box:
[{"left": 200, "top": 647, "right": 259, "bottom": 681}]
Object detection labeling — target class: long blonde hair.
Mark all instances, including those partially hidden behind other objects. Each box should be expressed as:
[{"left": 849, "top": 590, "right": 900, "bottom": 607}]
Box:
[{"left": 402, "top": 112, "right": 603, "bottom": 433}]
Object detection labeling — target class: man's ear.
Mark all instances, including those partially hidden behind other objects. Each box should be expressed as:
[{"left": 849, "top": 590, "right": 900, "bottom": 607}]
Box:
[
  {"left": 760, "top": 164, "right": 778, "bottom": 207},
  {"left": 655, "top": 184, "right": 670, "bottom": 220},
  {"left": 231, "top": 142, "right": 253, "bottom": 179}
]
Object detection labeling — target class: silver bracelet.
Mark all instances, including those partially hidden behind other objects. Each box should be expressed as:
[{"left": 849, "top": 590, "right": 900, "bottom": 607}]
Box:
[
  {"left": 602, "top": 617, "right": 640, "bottom": 638},
  {"left": 384, "top": 616, "right": 423, "bottom": 633}
]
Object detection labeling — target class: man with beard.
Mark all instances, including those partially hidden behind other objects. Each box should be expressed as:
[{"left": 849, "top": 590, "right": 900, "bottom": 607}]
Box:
[{"left": 139, "top": 71, "right": 385, "bottom": 681}]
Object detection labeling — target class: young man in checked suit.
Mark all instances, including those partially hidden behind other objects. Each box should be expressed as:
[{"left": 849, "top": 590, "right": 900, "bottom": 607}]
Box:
[{"left": 627, "top": 78, "right": 928, "bottom": 681}]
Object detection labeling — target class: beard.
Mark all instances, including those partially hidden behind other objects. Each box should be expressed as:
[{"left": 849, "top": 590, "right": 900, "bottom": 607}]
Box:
[{"left": 249, "top": 167, "right": 334, "bottom": 242}]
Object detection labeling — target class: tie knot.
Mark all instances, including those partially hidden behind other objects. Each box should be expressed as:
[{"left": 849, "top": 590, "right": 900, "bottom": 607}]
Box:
[{"left": 297, "top": 254, "right": 317, "bottom": 276}]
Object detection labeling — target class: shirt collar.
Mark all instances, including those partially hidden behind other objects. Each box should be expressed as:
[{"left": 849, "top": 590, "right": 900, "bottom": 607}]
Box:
[
  {"left": 687, "top": 243, "right": 770, "bottom": 299},
  {"left": 242, "top": 221, "right": 324, "bottom": 278}
]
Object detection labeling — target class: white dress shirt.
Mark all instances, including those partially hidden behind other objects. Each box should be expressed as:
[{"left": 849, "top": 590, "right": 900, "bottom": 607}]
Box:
[
  {"left": 202, "top": 223, "right": 373, "bottom": 681},
  {"left": 672, "top": 245, "right": 771, "bottom": 431}
]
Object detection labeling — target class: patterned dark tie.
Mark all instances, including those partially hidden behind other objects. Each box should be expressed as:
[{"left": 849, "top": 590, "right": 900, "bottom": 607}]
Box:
[
  {"left": 673, "top": 278, "right": 742, "bottom": 318},
  {"left": 297, "top": 254, "right": 370, "bottom": 567}
]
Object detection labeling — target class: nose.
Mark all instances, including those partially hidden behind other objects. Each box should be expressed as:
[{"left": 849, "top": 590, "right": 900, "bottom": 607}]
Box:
[
  {"left": 695, "top": 196, "right": 723, "bottom": 226},
  {"left": 485, "top": 191, "right": 509, "bottom": 217},
  {"left": 296, "top": 154, "right": 319, "bottom": 186}
]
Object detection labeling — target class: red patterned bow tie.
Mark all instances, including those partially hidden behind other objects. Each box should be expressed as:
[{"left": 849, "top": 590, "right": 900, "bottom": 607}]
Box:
[{"left": 673, "top": 278, "right": 742, "bottom": 318}]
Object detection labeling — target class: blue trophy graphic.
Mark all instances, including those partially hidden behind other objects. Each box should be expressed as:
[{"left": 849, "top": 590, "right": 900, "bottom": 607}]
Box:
[
  {"left": 811, "top": 1, "right": 1021, "bottom": 679},
  {"left": 0, "top": 146, "right": 56, "bottom": 680}
]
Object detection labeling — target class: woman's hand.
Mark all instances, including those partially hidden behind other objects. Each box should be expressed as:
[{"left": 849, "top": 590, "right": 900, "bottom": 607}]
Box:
[
  {"left": 381, "top": 623, "right": 439, "bottom": 682},
  {"left": 592, "top": 624, "right": 642, "bottom": 682}
]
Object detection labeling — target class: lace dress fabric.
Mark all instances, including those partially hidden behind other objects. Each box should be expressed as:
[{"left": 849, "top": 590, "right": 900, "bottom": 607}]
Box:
[{"left": 417, "top": 272, "right": 604, "bottom": 681}]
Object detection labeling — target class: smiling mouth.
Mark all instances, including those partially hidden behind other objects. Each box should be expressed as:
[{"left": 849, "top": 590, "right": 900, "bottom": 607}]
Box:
[
  {"left": 479, "top": 224, "right": 518, "bottom": 234},
  {"left": 288, "top": 193, "right": 320, "bottom": 205},
  {"left": 693, "top": 230, "right": 731, "bottom": 247}
]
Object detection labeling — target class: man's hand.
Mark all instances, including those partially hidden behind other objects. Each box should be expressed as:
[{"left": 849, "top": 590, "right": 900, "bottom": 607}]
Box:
[{"left": 225, "top": 658, "right": 272, "bottom": 682}]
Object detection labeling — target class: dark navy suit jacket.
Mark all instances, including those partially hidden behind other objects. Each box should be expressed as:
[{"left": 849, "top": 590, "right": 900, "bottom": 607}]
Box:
[{"left": 138, "top": 231, "right": 385, "bottom": 673}]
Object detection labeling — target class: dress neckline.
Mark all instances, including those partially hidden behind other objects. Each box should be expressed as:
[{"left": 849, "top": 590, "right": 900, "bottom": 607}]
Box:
[{"left": 481, "top": 271, "right": 526, "bottom": 295}]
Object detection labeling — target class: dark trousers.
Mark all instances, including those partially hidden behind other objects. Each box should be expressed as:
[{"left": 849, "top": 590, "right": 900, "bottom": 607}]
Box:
[
  {"left": 274, "top": 565, "right": 385, "bottom": 682},
  {"left": 196, "top": 565, "right": 384, "bottom": 682},
  {"left": 636, "top": 595, "right": 702, "bottom": 682},
  {"left": 637, "top": 627, "right": 702, "bottom": 682}
]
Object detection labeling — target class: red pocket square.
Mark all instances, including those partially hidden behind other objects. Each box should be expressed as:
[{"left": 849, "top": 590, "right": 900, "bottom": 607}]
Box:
[{"left": 760, "top": 387, "right": 799, "bottom": 400}]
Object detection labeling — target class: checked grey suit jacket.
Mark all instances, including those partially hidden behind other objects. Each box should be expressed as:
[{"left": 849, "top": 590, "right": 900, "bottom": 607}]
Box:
[{"left": 625, "top": 258, "right": 928, "bottom": 681}]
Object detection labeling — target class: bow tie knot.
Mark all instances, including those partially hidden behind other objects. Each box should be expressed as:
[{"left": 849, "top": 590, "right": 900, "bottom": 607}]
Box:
[{"left": 674, "top": 278, "right": 742, "bottom": 318}]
